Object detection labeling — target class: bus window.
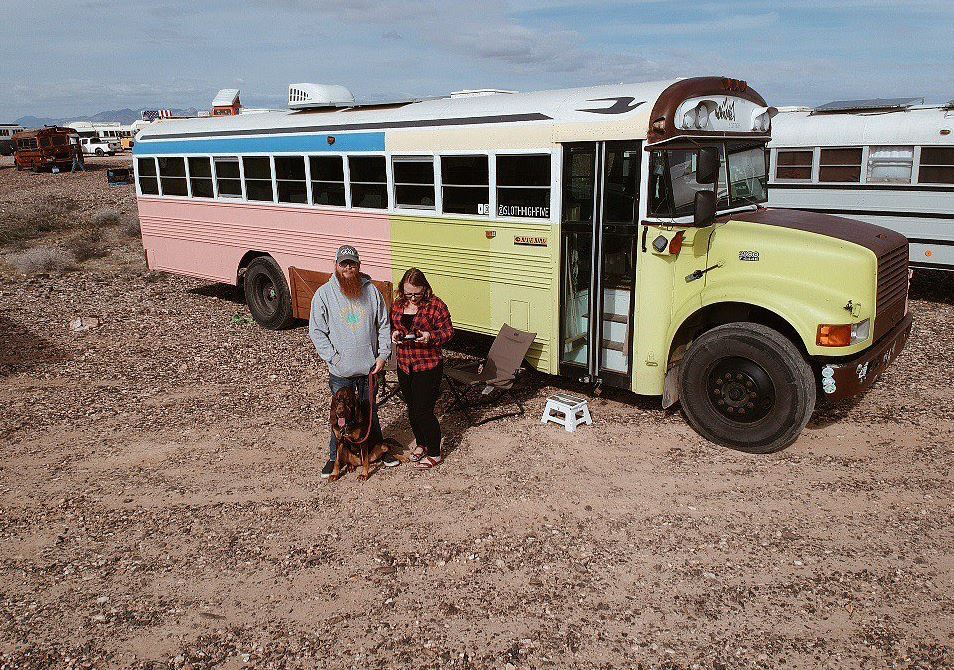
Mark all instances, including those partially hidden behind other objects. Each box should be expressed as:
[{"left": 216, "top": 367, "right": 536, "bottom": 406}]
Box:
[
  {"left": 52, "top": 134, "right": 67, "bottom": 146},
  {"left": 243, "top": 157, "right": 274, "bottom": 201},
  {"left": 188, "top": 157, "right": 214, "bottom": 198},
  {"left": 393, "top": 157, "right": 435, "bottom": 209},
  {"left": 918, "top": 147, "right": 954, "bottom": 184},
  {"left": 496, "top": 154, "right": 550, "bottom": 218},
  {"left": 562, "top": 147, "right": 596, "bottom": 224},
  {"left": 275, "top": 156, "right": 307, "bottom": 204},
  {"left": 214, "top": 157, "right": 242, "bottom": 198},
  {"left": 310, "top": 156, "right": 345, "bottom": 206},
  {"left": 158, "top": 157, "right": 188, "bottom": 196},
  {"left": 819, "top": 148, "right": 862, "bottom": 182},
  {"left": 867, "top": 146, "right": 913, "bottom": 184},
  {"left": 138, "top": 158, "right": 159, "bottom": 195},
  {"left": 441, "top": 155, "right": 488, "bottom": 215},
  {"left": 725, "top": 143, "right": 768, "bottom": 205},
  {"left": 603, "top": 148, "right": 640, "bottom": 224},
  {"left": 776, "top": 149, "right": 813, "bottom": 180},
  {"left": 349, "top": 156, "right": 387, "bottom": 209}
]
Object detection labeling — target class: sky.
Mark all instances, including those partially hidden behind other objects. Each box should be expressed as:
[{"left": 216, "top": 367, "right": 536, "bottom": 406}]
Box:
[{"left": 2, "top": 0, "right": 952, "bottom": 120}]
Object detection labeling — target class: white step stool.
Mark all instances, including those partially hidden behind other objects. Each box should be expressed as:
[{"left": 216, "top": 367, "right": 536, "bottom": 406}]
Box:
[{"left": 542, "top": 393, "right": 592, "bottom": 432}]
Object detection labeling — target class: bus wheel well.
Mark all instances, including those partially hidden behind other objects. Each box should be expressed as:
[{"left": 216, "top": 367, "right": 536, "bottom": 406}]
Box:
[
  {"left": 237, "top": 251, "right": 270, "bottom": 285},
  {"left": 670, "top": 303, "right": 806, "bottom": 366}
]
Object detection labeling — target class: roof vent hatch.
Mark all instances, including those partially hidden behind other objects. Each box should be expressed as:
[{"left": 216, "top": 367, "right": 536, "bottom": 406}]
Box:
[{"left": 288, "top": 83, "right": 355, "bottom": 110}]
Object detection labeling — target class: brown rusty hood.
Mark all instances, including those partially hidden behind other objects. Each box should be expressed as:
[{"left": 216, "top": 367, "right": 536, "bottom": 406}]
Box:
[{"left": 725, "top": 208, "right": 907, "bottom": 256}]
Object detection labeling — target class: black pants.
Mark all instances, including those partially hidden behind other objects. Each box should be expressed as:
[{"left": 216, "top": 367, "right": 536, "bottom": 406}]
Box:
[{"left": 397, "top": 363, "right": 443, "bottom": 457}]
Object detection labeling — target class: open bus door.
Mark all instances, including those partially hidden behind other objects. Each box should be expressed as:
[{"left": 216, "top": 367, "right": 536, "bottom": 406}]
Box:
[{"left": 559, "top": 141, "right": 641, "bottom": 390}]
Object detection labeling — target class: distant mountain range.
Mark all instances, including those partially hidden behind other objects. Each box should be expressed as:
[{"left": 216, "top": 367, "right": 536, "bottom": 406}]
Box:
[{"left": 14, "top": 107, "right": 200, "bottom": 127}]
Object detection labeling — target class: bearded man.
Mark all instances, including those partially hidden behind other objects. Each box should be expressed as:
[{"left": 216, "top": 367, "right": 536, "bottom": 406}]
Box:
[{"left": 309, "top": 245, "right": 398, "bottom": 476}]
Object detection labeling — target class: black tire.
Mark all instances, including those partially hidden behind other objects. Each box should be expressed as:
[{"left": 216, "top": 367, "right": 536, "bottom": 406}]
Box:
[
  {"left": 95, "top": 148, "right": 104, "bottom": 156},
  {"left": 678, "top": 322, "right": 816, "bottom": 454},
  {"left": 243, "top": 257, "right": 294, "bottom": 330}
]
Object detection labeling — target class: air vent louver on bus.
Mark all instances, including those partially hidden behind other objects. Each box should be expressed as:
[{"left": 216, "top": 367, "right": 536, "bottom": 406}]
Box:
[{"left": 288, "top": 83, "right": 355, "bottom": 110}]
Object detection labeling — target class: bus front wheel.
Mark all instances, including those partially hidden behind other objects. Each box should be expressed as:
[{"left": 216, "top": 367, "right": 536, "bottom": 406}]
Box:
[
  {"left": 243, "top": 257, "right": 294, "bottom": 330},
  {"left": 678, "top": 322, "right": 815, "bottom": 454}
]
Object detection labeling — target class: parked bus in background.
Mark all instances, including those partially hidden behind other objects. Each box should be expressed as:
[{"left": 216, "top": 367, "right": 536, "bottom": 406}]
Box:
[
  {"left": 13, "top": 126, "right": 75, "bottom": 171},
  {"left": 133, "top": 77, "right": 912, "bottom": 453},
  {"left": 67, "top": 122, "right": 125, "bottom": 153},
  {"left": 768, "top": 98, "right": 954, "bottom": 271},
  {"left": 1, "top": 123, "right": 26, "bottom": 156}
]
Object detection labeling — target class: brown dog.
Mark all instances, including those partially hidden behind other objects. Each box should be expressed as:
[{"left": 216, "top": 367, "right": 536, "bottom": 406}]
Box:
[{"left": 329, "top": 386, "right": 403, "bottom": 480}]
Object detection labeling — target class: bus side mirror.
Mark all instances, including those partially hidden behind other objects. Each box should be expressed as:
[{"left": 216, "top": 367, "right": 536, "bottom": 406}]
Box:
[
  {"left": 694, "top": 189, "right": 717, "bottom": 227},
  {"left": 696, "top": 147, "right": 719, "bottom": 184}
]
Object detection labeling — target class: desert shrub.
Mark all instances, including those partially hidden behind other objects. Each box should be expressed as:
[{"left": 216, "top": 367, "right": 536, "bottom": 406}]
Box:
[
  {"left": 68, "top": 226, "right": 108, "bottom": 262},
  {"left": 123, "top": 216, "right": 142, "bottom": 237},
  {"left": 0, "top": 197, "right": 78, "bottom": 249},
  {"left": 91, "top": 209, "right": 122, "bottom": 228},
  {"left": 5, "top": 248, "right": 75, "bottom": 274}
]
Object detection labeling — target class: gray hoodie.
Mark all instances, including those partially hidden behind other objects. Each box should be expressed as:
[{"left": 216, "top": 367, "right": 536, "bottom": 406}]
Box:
[{"left": 309, "top": 274, "right": 391, "bottom": 378}]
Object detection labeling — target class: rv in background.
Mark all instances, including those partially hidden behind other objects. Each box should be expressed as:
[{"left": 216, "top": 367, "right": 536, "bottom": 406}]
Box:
[
  {"left": 0, "top": 123, "right": 25, "bottom": 156},
  {"left": 13, "top": 127, "right": 75, "bottom": 171},
  {"left": 768, "top": 98, "right": 954, "bottom": 271}
]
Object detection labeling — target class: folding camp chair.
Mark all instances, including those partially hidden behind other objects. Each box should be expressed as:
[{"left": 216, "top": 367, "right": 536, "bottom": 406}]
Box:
[
  {"left": 376, "top": 356, "right": 403, "bottom": 407},
  {"left": 444, "top": 324, "right": 536, "bottom": 426}
]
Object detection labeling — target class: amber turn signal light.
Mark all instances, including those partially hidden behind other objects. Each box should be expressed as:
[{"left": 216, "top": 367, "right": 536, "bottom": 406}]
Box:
[{"left": 816, "top": 324, "right": 852, "bottom": 347}]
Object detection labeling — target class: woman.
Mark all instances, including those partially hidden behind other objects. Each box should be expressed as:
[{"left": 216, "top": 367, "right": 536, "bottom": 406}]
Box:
[{"left": 390, "top": 268, "right": 454, "bottom": 469}]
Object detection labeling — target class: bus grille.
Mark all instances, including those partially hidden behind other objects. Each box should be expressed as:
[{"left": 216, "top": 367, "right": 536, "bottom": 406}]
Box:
[{"left": 874, "top": 243, "right": 908, "bottom": 341}]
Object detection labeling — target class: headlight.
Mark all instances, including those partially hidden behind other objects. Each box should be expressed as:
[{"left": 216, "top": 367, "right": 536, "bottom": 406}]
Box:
[
  {"left": 851, "top": 319, "right": 870, "bottom": 344},
  {"left": 695, "top": 105, "right": 710, "bottom": 129}
]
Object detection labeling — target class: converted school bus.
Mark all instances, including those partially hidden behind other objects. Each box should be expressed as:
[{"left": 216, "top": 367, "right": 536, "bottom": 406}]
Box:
[{"left": 132, "top": 76, "right": 912, "bottom": 453}]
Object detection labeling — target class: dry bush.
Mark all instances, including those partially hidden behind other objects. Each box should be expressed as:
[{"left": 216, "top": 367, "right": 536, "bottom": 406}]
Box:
[
  {"left": 91, "top": 209, "right": 122, "bottom": 228},
  {"left": 0, "top": 197, "right": 78, "bottom": 249},
  {"left": 123, "top": 216, "right": 141, "bottom": 237},
  {"left": 68, "top": 225, "right": 108, "bottom": 262},
  {"left": 4, "top": 248, "right": 75, "bottom": 274}
]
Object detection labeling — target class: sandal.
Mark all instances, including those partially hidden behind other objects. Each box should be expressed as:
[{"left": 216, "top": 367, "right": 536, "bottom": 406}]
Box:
[
  {"left": 408, "top": 445, "right": 426, "bottom": 462},
  {"left": 413, "top": 455, "right": 442, "bottom": 470}
]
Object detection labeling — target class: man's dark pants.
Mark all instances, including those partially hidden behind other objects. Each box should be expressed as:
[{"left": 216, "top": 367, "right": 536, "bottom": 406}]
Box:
[{"left": 328, "top": 373, "right": 383, "bottom": 460}]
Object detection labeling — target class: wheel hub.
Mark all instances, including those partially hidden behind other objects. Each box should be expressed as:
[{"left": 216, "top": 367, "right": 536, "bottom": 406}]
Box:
[{"left": 707, "top": 356, "right": 776, "bottom": 423}]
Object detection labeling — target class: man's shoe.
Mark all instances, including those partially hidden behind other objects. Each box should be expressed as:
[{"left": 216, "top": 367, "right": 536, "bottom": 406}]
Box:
[
  {"left": 381, "top": 452, "right": 400, "bottom": 468},
  {"left": 320, "top": 459, "right": 336, "bottom": 478}
]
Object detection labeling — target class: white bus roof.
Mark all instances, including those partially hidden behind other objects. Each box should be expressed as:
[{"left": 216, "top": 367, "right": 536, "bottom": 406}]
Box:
[
  {"left": 770, "top": 105, "right": 954, "bottom": 147},
  {"left": 140, "top": 80, "right": 677, "bottom": 140}
]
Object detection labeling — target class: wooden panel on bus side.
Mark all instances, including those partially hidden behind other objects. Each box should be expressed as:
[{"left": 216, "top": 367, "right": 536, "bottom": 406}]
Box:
[{"left": 288, "top": 267, "right": 393, "bottom": 320}]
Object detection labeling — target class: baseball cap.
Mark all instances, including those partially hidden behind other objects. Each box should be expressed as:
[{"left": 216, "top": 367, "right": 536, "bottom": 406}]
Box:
[{"left": 335, "top": 245, "right": 360, "bottom": 265}]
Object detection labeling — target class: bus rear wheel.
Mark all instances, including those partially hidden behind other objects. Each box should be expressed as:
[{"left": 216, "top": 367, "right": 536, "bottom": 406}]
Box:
[
  {"left": 243, "top": 257, "right": 294, "bottom": 330},
  {"left": 678, "top": 322, "right": 815, "bottom": 454}
]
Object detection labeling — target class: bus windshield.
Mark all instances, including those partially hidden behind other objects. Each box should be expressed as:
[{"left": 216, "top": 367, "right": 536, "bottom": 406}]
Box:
[{"left": 648, "top": 141, "right": 768, "bottom": 218}]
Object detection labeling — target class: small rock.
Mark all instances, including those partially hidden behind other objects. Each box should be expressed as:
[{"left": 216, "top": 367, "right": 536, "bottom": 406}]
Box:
[
  {"left": 96, "top": 596, "right": 109, "bottom": 605},
  {"left": 70, "top": 317, "right": 99, "bottom": 332}
]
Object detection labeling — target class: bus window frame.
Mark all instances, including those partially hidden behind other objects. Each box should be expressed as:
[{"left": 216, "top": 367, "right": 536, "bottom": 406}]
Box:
[{"left": 130, "top": 148, "right": 560, "bottom": 225}]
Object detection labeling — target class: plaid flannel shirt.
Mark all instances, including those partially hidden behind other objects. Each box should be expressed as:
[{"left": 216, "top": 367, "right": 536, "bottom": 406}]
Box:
[{"left": 390, "top": 296, "right": 454, "bottom": 373}]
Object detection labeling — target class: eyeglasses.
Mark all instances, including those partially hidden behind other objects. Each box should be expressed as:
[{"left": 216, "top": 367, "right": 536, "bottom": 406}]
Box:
[
  {"left": 338, "top": 261, "right": 358, "bottom": 269},
  {"left": 405, "top": 291, "right": 424, "bottom": 299}
]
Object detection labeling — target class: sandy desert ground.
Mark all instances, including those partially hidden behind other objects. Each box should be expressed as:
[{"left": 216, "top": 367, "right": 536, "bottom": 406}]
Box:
[{"left": 0, "top": 155, "right": 952, "bottom": 669}]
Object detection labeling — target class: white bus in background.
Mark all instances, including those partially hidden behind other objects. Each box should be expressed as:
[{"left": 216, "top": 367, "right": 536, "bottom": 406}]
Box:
[
  {"left": 1, "top": 123, "right": 25, "bottom": 155},
  {"left": 768, "top": 98, "right": 954, "bottom": 271},
  {"left": 66, "top": 121, "right": 130, "bottom": 152}
]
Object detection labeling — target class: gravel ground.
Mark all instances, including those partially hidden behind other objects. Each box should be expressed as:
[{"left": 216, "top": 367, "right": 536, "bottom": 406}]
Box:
[{"left": 0, "top": 159, "right": 952, "bottom": 669}]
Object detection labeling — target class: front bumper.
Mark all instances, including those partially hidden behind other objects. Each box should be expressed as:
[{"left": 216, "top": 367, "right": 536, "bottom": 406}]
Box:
[{"left": 818, "top": 313, "right": 913, "bottom": 400}]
